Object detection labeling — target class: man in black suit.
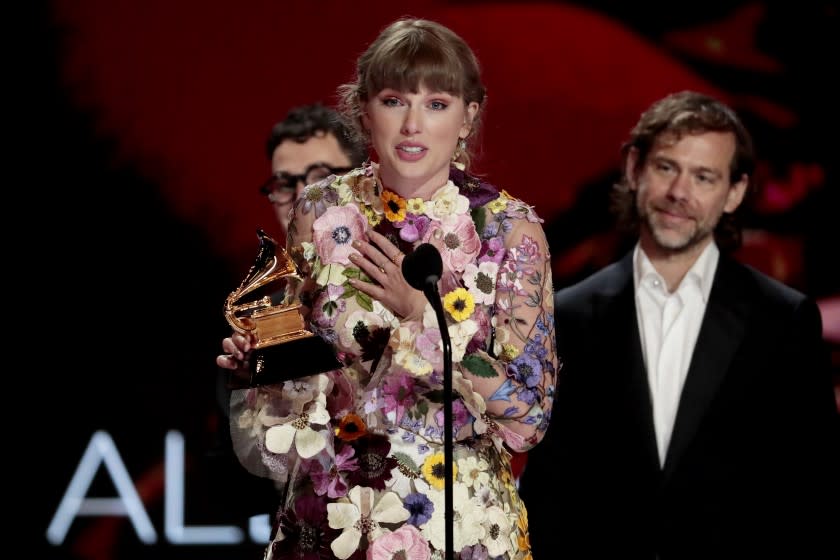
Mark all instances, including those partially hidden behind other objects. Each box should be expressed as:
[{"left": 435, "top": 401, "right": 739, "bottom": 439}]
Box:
[{"left": 520, "top": 91, "right": 838, "bottom": 558}]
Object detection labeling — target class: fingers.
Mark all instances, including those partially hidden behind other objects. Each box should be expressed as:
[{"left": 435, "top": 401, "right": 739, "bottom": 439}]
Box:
[
  {"left": 216, "top": 353, "right": 249, "bottom": 372},
  {"left": 222, "top": 332, "right": 253, "bottom": 355},
  {"left": 350, "top": 240, "right": 388, "bottom": 279},
  {"left": 390, "top": 251, "right": 405, "bottom": 266},
  {"left": 343, "top": 231, "right": 424, "bottom": 320},
  {"left": 368, "top": 230, "right": 404, "bottom": 266},
  {"left": 345, "top": 233, "right": 426, "bottom": 319},
  {"left": 353, "top": 231, "right": 405, "bottom": 276},
  {"left": 217, "top": 332, "right": 254, "bottom": 371}
]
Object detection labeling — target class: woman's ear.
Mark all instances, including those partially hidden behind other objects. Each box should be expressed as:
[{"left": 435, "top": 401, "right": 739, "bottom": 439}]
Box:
[{"left": 460, "top": 101, "right": 479, "bottom": 139}]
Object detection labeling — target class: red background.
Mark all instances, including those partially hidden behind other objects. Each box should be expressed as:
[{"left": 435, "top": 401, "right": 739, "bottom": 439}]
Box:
[{"left": 26, "top": 2, "right": 837, "bottom": 558}]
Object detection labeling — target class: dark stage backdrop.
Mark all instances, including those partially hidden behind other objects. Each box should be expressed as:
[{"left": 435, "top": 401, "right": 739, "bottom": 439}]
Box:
[{"left": 24, "top": 1, "right": 837, "bottom": 558}]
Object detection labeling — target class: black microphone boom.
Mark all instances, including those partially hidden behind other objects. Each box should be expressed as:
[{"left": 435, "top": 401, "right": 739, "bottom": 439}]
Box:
[{"left": 401, "top": 243, "right": 454, "bottom": 560}]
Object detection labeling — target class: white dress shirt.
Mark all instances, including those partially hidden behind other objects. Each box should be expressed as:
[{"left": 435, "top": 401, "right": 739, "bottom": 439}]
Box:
[{"left": 633, "top": 242, "right": 719, "bottom": 465}]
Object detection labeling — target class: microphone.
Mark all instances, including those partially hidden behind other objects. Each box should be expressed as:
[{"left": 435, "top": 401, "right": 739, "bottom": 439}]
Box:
[
  {"left": 401, "top": 242, "right": 443, "bottom": 292},
  {"left": 402, "top": 243, "right": 454, "bottom": 560}
]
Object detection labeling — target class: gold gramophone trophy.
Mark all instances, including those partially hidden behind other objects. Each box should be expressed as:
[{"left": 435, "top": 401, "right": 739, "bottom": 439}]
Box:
[{"left": 224, "top": 229, "right": 340, "bottom": 386}]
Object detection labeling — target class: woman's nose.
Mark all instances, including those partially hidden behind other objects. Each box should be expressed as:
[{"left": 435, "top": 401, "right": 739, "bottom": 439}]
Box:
[{"left": 401, "top": 105, "right": 422, "bottom": 135}]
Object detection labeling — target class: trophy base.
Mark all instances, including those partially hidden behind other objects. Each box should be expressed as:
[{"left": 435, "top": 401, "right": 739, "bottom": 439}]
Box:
[
  {"left": 252, "top": 303, "right": 311, "bottom": 348},
  {"left": 248, "top": 334, "right": 342, "bottom": 387}
]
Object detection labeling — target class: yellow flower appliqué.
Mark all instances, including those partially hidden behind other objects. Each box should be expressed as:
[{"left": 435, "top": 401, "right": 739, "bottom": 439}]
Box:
[
  {"left": 406, "top": 197, "right": 426, "bottom": 215},
  {"left": 487, "top": 197, "right": 508, "bottom": 214},
  {"left": 500, "top": 343, "right": 520, "bottom": 362},
  {"left": 381, "top": 190, "right": 407, "bottom": 222},
  {"left": 421, "top": 451, "right": 458, "bottom": 490},
  {"left": 363, "top": 205, "right": 383, "bottom": 227},
  {"left": 443, "top": 288, "right": 475, "bottom": 322}
]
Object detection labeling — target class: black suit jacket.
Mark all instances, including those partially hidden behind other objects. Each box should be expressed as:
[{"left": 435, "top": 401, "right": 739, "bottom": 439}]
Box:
[{"left": 520, "top": 252, "right": 838, "bottom": 559}]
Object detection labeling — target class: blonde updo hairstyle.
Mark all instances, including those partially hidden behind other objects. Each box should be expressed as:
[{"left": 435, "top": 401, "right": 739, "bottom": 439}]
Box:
[{"left": 338, "top": 18, "right": 487, "bottom": 170}]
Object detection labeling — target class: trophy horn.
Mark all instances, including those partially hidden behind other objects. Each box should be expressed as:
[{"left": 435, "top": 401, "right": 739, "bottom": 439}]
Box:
[
  {"left": 223, "top": 229, "right": 301, "bottom": 336},
  {"left": 222, "top": 229, "right": 342, "bottom": 386}
]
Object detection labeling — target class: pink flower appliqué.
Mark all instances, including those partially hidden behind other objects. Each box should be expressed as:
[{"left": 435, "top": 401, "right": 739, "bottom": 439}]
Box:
[
  {"left": 366, "top": 523, "right": 430, "bottom": 560},
  {"left": 313, "top": 205, "right": 368, "bottom": 266},
  {"left": 309, "top": 443, "right": 359, "bottom": 499},
  {"left": 477, "top": 236, "right": 505, "bottom": 265},
  {"left": 381, "top": 373, "right": 417, "bottom": 425},
  {"left": 515, "top": 234, "right": 541, "bottom": 265},
  {"left": 312, "top": 283, "right": 346, "bottom": 329},
  {"left": 434, "top": 398, "right": 470, "bottom": 433},
  {"left": 394, "top": 213, "right": 430, "bottom": 243},
  {"left": 422, "top": 213, "right": 480, "bottom": 273}
]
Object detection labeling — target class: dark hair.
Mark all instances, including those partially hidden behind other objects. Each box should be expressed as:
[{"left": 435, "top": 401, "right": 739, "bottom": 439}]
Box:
[
  {"left": 265, "top": 103, "right": 367, "bottom": 167},
  {"left": 612, "top": 90, "right": 755, "bottom": 253},
  {"left": 337, "top": 18, "right": 486, "bottom": 169}
]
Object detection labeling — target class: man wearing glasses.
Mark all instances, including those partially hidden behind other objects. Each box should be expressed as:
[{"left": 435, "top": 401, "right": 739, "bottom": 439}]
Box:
[
  {"left": 259, "top": 103, "right": 367, "bottom": 235},
  {"left": 207, "top": 103, "right": 366, "bottom": 542}
]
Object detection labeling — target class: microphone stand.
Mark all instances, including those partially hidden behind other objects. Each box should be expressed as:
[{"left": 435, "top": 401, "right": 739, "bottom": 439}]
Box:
[
  {"left": 423, "top": 279, "right": 454, "bottom": 560},
  {"left": 403, "top": 244, "right": 453, "bottom": 559}
]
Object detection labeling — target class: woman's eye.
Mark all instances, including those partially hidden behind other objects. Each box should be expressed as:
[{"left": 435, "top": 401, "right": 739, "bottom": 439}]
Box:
[{"left": 430, "top": 100, "right": 447, "bottom": 110}]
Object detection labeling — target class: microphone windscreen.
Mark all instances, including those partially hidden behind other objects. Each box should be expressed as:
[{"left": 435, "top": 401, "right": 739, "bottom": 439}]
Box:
[{"left": 401, "top": 243, "right": 443, "bottom": 291}]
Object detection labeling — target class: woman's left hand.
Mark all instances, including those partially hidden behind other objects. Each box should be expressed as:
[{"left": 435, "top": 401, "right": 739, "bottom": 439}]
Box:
[{"left": 348, "top": 230, "right": 427, "bottom": 321}]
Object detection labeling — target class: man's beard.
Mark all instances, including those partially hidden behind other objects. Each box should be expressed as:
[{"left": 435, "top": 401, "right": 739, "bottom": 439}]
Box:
[{"left": 640, "top": 202, "right": 712, "bottom": 255}]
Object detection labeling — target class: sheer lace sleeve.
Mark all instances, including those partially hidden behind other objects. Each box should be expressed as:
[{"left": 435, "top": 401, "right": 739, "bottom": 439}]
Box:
[{"left": 458, "top": 198, "right": 557, "bottom": 452}]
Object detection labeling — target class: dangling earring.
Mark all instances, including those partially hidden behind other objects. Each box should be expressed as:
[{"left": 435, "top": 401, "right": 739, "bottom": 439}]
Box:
[
  {"left": 451, "top": 138, "right": 467, "bottom": 171},
  {"left": 452, "top": 138, "right": 467, "bottom": 162}
]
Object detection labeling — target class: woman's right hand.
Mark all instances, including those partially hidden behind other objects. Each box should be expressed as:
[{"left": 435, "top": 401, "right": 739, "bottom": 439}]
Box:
[
  {"left": 216, "top": 332, "right": 257, "bottom": 380},
  {"left": 347, "top": 231, "right": 428, "bottom": 322}
]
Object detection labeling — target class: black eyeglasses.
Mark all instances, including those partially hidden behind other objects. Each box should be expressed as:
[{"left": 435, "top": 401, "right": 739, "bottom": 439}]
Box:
[{"left": 259, "top": 163, "right": 353, "bottom": 200}]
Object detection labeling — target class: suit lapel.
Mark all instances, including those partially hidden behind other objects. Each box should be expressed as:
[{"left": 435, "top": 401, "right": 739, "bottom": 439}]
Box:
[
  {"left": 662, "top": 257, "right": 749, "bottom": 480},
  {"left": 601, "top": 255, "right": 660, "bottom": 472}
]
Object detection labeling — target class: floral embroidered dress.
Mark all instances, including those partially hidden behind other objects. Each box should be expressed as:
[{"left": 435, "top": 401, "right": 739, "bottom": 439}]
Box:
[{"left": 231, "top": 162, "right": 557, "bottom": 560}]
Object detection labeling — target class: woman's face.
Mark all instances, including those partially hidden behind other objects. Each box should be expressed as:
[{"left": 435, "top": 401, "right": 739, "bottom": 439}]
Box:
[{"left": 363, "top": 84, "right": 478, "bottom": 199}]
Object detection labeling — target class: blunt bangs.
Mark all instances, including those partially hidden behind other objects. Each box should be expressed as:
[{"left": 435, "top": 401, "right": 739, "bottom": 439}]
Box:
[{"left": 363, "top": 33, "right": 469, "bottom": 99}]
